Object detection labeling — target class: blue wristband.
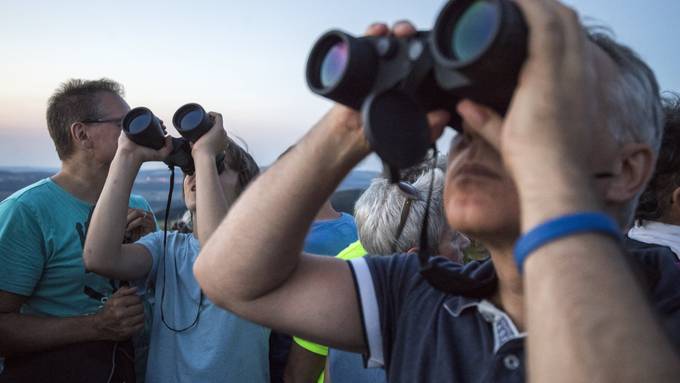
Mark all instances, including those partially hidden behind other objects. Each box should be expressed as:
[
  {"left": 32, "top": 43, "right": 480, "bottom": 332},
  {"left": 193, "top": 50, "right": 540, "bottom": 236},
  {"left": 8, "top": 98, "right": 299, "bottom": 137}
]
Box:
[{"left": 514, "top": 212, "right": 622, "bottom": 273}]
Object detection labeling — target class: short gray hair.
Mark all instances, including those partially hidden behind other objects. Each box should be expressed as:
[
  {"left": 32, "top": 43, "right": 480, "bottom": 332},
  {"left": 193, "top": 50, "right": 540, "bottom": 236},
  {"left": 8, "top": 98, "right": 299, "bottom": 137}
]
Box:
[
  {"left": 46, "top": 78, "right": 125, "bottom": 160},
  {"left": 587, "top": 28, "right": 664, "bottom": 225},
  {"left": 588, "top": 29, "right": 664, "bottom": 151},
  {"left": 354, "top": 168, "right": 445, "bottom": 255}
]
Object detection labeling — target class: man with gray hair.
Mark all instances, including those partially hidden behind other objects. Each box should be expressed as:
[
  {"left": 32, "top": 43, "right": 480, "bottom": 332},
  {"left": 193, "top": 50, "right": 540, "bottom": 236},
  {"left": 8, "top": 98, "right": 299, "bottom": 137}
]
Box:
[
  {"left": 195, "top": 1, "right": 680, "bottom": 381},
  {"left": 0, "top": 79, "right": 155, "bottom": 382}
]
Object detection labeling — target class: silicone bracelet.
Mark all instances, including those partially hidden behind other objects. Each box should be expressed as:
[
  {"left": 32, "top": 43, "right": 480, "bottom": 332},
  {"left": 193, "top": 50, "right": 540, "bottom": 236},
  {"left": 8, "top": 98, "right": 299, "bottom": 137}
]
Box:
[{"left": 514, "top": 212, "right": 621, "bottom": 273}]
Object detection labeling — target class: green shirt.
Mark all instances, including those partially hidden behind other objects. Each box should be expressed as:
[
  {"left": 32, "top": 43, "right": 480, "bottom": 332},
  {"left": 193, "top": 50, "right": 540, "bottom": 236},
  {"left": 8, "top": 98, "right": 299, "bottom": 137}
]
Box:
[
  {"left": 0, "top": 178, "right": 153, "bottom": 317},
  {"left": 293, "top": 240, "right": 368, "bottom": 383}
]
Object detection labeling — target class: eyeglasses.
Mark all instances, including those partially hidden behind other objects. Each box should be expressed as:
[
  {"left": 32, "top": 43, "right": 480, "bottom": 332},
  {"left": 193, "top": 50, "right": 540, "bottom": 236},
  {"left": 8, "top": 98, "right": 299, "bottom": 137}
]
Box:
[
  {"left": 81, "top": 117, "right": 123, "bottom": 128},
  {"left": 392, "top": 181, "right": 422, "bottom": 253}
]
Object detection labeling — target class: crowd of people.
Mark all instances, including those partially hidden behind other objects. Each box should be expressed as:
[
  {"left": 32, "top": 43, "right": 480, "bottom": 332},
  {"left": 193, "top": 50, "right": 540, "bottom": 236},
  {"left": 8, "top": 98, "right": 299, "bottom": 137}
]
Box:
[{"left": 1, "top": 0, "right": 679, "bottom": 382}]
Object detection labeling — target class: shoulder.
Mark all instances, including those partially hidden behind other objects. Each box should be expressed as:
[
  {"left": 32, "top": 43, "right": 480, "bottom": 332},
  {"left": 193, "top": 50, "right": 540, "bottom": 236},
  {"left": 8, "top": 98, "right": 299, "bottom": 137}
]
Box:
[
  {"left": 136, "top": 230, "right": 195, "bottom": 251},
  {"left": 0, "top": 181, "right": 51, "bottom": 222},
  {"left": 360, "top": 253, "right": 475, "bottom": 280},
  {"left": 625, "top": 237, "right": 680, "bottom": 313},
  {"left": 129, "top": 193, "right": 151, "bottom": 209},
  {"left": 1, "top": 178, "right": 53, "bottom": 209}
]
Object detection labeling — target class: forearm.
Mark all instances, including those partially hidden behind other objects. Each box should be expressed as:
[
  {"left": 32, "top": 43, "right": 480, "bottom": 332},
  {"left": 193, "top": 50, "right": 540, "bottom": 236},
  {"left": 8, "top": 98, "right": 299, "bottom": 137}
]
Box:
[
  {"left": 525, "top": 236, "right": 680, "bottom": 382},
  {"left": 521, "top": 174, "right": 680, "bottom": 381},
  {"left": 83, "top": 151, "right": 141, "bottom": 276},
  {"left": 195, "top": 107, "right": 370, "bottom": 304},
  {"left": 193, "top": 151, "right": 229, "bottom": 245},
  {"left": 0, "top": 312, "right": 101, "bottom": 356}
]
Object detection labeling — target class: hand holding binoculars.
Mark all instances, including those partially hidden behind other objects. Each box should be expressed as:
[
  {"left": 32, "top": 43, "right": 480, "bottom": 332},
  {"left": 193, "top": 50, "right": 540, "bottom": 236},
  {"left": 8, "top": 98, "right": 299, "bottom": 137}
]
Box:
[
  {"left": 306, "top": 0, "right": 527, "bottom": 171},
  {"left": 121, "top": 103, "right": 225, "bottom": 175}
]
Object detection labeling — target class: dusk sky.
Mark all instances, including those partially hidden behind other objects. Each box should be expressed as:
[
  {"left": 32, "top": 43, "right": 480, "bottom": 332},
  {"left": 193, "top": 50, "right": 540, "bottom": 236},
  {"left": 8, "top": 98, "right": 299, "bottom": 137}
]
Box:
[{"left": 1, "top": 0, "right": 678, "bottom": 170}]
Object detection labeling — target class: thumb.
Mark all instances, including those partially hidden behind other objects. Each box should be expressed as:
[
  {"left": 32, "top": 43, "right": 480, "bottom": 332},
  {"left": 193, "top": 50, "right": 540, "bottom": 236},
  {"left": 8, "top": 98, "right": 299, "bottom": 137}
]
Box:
[
  {"left": 427, "top": 110, "right": 451, "bottom": 143},
  {"left": 456, "top": 99, "right": 502, "bottom": 150},
  {"left": 113, "top": 286, "right": 138, "bottom": 297}
]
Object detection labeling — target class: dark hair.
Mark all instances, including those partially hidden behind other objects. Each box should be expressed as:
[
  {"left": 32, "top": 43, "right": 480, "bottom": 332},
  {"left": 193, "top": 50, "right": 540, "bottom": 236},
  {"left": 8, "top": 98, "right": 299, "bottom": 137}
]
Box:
[
  {"left": 224, "top": 136, "right": 260, "bottom": 195},
  {"left": 636, "top": 94, "right": 680, "bottom": 222},
  {"left": 46, "top": 78, "right": 125, "bottom": 160}
]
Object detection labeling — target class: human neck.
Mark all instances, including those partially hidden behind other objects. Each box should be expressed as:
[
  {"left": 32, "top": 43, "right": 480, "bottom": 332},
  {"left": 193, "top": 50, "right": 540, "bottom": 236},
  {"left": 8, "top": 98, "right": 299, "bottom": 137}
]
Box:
[
  {"left": 484, "top": 240, "right": 526, "bottom": 330},
  {"left": 51, "top": 157, "right": 109, "bottom": 204},
  {"left": 314, "top": 201, "right": 341, "bottom": 221}
]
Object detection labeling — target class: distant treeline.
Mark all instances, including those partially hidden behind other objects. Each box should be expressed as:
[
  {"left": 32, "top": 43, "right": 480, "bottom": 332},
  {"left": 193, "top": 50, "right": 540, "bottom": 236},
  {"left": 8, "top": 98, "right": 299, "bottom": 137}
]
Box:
[{"left": 0, "top": 168, "right": 378, "bottom": 221}]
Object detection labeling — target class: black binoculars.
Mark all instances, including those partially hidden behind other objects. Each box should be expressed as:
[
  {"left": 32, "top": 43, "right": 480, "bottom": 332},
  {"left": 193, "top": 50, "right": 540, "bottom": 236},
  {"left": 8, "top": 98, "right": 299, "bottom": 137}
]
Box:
[
  {"left": 306, "top": 0, "right": 527, "bottom": 171},
  {"left": 121, "top": 103, "right": 225, "bottom": 175}
]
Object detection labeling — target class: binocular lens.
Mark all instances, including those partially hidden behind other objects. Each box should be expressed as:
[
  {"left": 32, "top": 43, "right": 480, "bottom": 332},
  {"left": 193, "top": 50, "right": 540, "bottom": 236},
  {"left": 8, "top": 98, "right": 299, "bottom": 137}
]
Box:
[
  {"left": 451, "top": 1, "right": 499, "bottom": 61},
  {"left": 320, "top": 41, "right": 349, "bottom": 88},
  {"left": 180, "top": 109, "right": 204, "bottom": 131},
  {"left": 127, "top": 112, "right": 152, "bottom": 134}
]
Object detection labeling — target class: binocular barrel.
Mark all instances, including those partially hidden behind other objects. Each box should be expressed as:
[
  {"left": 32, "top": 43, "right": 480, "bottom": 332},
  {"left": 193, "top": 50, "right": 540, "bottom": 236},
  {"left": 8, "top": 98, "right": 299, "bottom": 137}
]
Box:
[
  {"left": 121, "top": 103, "right": 217, "bottom": 175},
  {"left": 172, "top": 103, "right": 214, "bottom": 143},
  {"left": 122, "top": 107, "right": 166, "bottom": 150},
  {"left": 305, "top": 0, "right": 527, "bottom": 170}
]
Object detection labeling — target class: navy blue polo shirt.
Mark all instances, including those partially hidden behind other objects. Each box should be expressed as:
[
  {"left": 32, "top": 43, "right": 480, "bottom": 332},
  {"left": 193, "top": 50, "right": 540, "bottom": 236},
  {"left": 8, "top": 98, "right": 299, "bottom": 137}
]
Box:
[{"left": 347, "top": 239, "right": 680, "bottom": 383}]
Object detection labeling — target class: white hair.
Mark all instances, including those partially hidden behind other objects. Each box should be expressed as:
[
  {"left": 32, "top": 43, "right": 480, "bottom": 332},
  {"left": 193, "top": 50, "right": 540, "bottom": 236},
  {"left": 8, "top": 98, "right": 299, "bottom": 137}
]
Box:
[{"left": 354, "top": 168, "right": 445, "bottom": 255}]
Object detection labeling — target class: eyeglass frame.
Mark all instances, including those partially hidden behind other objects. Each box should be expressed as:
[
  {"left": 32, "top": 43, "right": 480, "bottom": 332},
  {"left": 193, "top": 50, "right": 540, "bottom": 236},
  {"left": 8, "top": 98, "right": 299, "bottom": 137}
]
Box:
[
  {"left": 392, "top": 181, "right": 423, "bottom": 253},
  {"left": 80, "top": 117, "right": 124, "bottom": 128}
]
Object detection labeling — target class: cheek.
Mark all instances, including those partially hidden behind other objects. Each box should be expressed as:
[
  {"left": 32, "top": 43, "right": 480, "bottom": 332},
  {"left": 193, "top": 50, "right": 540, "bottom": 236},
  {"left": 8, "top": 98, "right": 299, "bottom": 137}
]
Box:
[{"left": 444, "top": 176, "right": 520, "bottom": 233}]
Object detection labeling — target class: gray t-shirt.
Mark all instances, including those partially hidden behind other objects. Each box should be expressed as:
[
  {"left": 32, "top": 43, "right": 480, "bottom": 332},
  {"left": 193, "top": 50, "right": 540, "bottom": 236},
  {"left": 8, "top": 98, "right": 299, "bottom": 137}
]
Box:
[{"left": 136, "top": 231, "right": 270, "bottom": 383}]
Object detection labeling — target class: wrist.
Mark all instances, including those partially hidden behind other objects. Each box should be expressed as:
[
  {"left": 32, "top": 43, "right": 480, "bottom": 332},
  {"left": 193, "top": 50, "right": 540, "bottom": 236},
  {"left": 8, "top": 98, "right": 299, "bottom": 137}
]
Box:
[
  {"left": 85, "top": 313, "right": 108, "bottom": 341},
  {"left": 318, "top": 106, "right": 372, "bottom": 163},
  {"left": 515, "top": 163, "right": 601, "bottom": 231},
  {"left": 114, "top": 147, "right": 145, "bottom": 169}
]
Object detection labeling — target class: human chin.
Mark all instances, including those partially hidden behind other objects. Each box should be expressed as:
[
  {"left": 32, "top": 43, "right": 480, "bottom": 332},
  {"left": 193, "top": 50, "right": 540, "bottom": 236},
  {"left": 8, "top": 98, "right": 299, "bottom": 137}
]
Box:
[{"left": 445, "top": 184, "right": 518, "bottom": 236}]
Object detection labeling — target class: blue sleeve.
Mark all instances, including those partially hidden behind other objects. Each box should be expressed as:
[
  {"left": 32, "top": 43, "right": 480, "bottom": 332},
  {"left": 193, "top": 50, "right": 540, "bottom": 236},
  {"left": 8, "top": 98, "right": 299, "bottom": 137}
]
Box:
[
  {"left": 0, "top": 198, "right": 45, "bottom": 296},
  {"left": 129, "top": 194, "right": 158, "bottom": 231},
  {"left": 134, "top": 231, "right": 163, "bottom": 291}
]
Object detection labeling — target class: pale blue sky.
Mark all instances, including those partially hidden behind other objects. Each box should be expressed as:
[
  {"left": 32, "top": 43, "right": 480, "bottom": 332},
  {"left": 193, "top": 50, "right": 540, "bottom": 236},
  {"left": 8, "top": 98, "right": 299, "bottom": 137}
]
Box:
[{"left": 1, "top": 0, "right": 678, "bottom": 169}]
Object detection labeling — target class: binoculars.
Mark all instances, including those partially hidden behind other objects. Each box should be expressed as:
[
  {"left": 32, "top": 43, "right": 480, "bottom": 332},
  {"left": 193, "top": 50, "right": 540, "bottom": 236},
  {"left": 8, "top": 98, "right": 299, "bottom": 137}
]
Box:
[
  {"left": 306, "top": 0, "right": 527, "bottom": 171},
  {"left": 122, "top": 103, "right": 225, "bottom": 175}
]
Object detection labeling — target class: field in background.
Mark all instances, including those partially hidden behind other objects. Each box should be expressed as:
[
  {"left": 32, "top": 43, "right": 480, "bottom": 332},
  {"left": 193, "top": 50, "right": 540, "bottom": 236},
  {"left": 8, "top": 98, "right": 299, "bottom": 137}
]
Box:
[{"left": 0, "top": 167, "right": 378, "bottom": 221}]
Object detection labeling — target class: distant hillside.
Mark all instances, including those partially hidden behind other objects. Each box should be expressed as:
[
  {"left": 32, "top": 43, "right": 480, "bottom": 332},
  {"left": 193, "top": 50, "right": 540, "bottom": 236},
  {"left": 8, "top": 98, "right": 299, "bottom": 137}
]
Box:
[{"left": 0, "top": 167, "right": 379, "bottom": 220}]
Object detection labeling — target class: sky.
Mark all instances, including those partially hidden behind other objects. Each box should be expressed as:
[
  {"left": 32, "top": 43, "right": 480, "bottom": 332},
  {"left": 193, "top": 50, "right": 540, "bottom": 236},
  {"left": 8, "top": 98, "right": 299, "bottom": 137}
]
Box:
[{"left": 1, "top": 0, "right": 678, "bottom": 170}]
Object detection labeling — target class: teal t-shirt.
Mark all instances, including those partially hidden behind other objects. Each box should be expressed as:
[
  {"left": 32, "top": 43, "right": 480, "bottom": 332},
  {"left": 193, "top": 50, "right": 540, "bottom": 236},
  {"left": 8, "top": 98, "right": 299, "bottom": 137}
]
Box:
[{"left": 0, "top": 178, "right": 153, "bottom": 317}]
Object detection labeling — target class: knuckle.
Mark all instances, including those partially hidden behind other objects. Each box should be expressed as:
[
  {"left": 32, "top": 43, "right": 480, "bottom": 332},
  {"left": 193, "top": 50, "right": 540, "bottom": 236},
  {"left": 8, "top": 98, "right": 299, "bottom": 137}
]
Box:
[{"left": 562, "top": 6, "right": 580, "bottom": 25}]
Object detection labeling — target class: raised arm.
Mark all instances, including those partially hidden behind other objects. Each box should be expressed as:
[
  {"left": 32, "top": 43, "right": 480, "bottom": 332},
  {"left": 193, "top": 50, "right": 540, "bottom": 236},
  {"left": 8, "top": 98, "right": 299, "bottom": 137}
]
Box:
[
  {"left": 191, "top": 113, "right": 235, "bottom": 245},
  {"left": 194, "top": 25, "right": 450, "bottom": 351},
  {"left": 83, "top": 133, "right": 172, "bottom": 281},
  {"left": 195, "top": 106, "right": 370, "bottom": 351}
]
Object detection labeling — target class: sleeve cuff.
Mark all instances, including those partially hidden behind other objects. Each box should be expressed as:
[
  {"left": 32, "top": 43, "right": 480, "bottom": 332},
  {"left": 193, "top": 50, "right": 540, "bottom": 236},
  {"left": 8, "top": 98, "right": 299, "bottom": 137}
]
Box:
[{"left": 348, "top": 257, "right": 384, "bottom": 368}]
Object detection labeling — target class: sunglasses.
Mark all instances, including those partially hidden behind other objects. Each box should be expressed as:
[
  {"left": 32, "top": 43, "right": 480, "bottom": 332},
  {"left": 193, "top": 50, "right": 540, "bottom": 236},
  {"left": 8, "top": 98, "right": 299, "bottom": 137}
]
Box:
[{"left": 392, "top": 181, "right": 423, "bottom": 253}]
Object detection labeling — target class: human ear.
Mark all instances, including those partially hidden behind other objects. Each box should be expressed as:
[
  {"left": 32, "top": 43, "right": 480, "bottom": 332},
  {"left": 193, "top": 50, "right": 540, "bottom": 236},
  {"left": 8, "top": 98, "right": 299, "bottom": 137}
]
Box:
[
  {"left": 668, "top": 186, "right": 680, "bottom": 224},
  {"left": 605, "top": 143, "right": 655, "bottom": 203},
  {"left": 70, "top": 122, "right": 92, "bottom": 149}
]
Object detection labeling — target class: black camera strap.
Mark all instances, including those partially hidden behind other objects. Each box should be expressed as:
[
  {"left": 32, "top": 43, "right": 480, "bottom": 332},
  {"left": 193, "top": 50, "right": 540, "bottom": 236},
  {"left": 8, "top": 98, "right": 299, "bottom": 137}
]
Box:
[
  {"left": 159, "top": 166, "right": 203, "bottom": 332},
  {"left": 417, "top": 144, "right": 497, "bottom": 299}
]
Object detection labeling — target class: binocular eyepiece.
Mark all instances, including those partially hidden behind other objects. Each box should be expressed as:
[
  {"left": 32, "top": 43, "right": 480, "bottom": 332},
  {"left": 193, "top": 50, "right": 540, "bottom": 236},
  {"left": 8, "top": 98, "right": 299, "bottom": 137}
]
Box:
[
  {"left": 306, "top": 0, "right": 527, "bottom": 171},
  {"left": 121, "top": 103, "right": 224, "bottom": 175}
]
